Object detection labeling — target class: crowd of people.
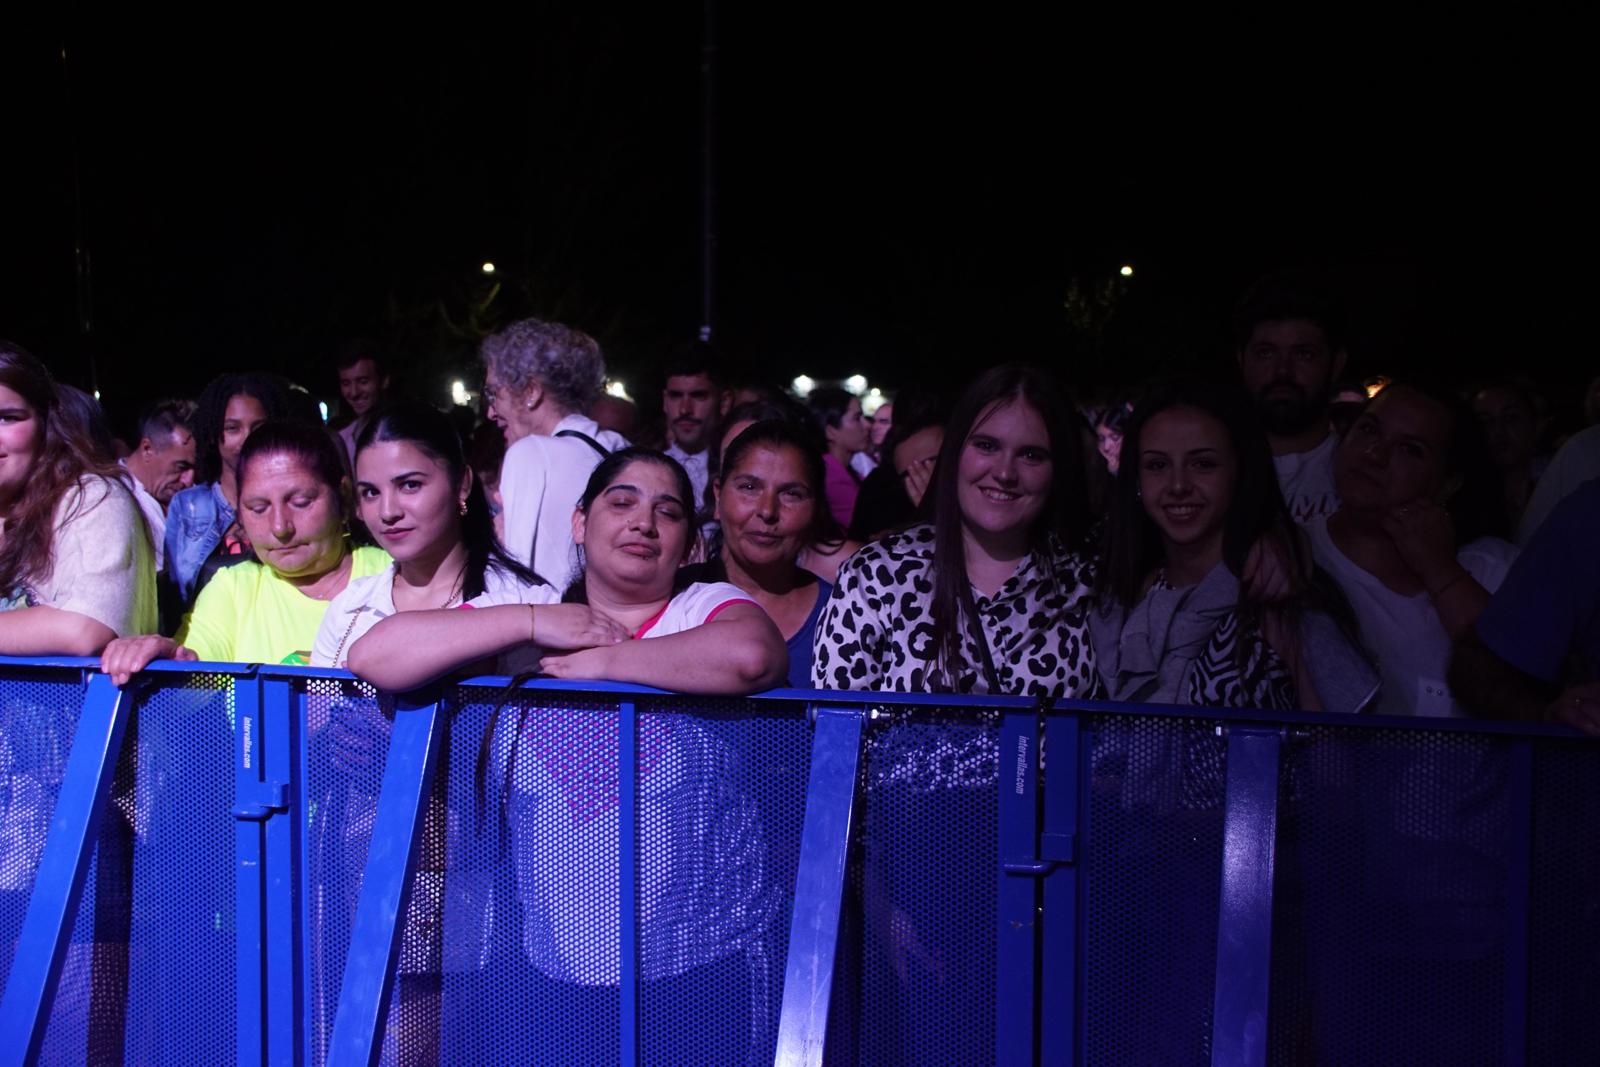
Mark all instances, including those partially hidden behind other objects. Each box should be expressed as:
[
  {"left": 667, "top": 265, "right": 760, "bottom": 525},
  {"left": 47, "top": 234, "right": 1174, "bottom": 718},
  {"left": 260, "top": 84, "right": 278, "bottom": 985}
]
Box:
[
  {"left": 4, "top": 272, "right": 1600, "bottom": 1061},
  {"left": 2, "top": 275, "right": 1592, "bottom": 731}
]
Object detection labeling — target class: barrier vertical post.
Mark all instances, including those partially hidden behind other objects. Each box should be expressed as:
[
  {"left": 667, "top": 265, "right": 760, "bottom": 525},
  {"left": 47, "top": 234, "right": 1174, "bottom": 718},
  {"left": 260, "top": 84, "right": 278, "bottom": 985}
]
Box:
[
  {"left": 0, "top": 672, "right": 130, "bottom": 1067},
  {"left": 1039, "top": 708, "right": 1081, "bottom": 1065},
  {"left": 619, "top": 698, "right": 639, "bottom": 1066},
  {"left": 773, "top": 705, "right": 866, "bottom": 1067},
  {"left": 997, "top": 709, "right": 1042, "bottom": 1065},
  {"left": 262, "top": 676, "right": 304, "bottom": 1067},
  {"left": 326, "top": 691, "right": 446, "bottom": 1067},
  {"left": 1210, "top": 726, "right": 1282, "bottom": 1067}
]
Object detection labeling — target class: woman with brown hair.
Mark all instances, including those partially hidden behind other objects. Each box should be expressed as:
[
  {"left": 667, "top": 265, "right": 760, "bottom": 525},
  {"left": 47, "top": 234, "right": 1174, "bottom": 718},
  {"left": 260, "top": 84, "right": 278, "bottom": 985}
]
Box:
[{"left": 0, "top": 341, "right": 156, "bottom": 653}]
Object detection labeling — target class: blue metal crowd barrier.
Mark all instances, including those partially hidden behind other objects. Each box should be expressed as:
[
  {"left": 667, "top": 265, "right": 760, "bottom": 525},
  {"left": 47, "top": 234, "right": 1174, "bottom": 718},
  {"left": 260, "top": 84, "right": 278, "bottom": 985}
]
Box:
[{"left": 0, "top": 656, "right": 1595, "bottom": 1066}]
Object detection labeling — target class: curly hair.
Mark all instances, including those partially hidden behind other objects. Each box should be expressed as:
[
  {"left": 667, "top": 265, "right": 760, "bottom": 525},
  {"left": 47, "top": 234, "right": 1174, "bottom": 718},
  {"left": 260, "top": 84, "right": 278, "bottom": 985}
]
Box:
[
  {"left": 191, "top": 373, "right": 296, "bottom": 484},
  {"left": 0, "top": 341, "right": 138, "bottom": 594},
  {"left": 479, "top": 318, "right": 606, "bottom": 415}
]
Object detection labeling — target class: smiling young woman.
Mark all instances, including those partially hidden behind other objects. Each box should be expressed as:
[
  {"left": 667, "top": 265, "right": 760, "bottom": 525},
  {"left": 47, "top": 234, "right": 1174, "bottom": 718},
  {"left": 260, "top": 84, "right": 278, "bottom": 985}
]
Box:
[
  {"left": 1090, "top": 381, "right": 1375, "bottom": 713},
  {"left": 310, "top": 403, "right": 547, "bottom": 669}
]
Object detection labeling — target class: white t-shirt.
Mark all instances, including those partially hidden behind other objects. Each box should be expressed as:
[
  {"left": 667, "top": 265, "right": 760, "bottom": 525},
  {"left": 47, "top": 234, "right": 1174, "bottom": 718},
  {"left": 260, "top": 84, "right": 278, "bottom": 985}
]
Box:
[
  {"left": 1305, "top": 517, "right": 1518, "bottom": 717},
  {"left": 1517, "top": 424, "right": 1600, "bottom": 545},
  {"left": 500, "top": 414, "right": 630, "bottom": 595},
  {"left": 849, "top": 451, "right": 878, "bottom": 480},
  {"left": 311, "top": 562, "right": 558, "bottom": 668},
  {"left": 1274, "top": 433, "right": 1341, "bottom": 524},
  {"left": 120, "top": 461, "right": 168, "bottom": 575},
  {"left": 0, "top": 475, "right": 157, "bottom": 638},
  {"left": 487, "top": 580, "right": 768, "bottom": 985}
]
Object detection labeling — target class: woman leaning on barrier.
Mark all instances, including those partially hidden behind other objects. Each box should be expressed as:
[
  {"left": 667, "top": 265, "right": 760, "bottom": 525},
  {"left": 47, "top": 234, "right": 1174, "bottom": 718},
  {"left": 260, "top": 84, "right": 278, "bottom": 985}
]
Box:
[
  {"left": 347, "top": 449, "right": 787, "bottom": 1062},
  {"left": 0, "top": 342, "right": 156, "bottom": 655},
  {"left": 100, "top": 420, "right": 391, "bottom": 681}
]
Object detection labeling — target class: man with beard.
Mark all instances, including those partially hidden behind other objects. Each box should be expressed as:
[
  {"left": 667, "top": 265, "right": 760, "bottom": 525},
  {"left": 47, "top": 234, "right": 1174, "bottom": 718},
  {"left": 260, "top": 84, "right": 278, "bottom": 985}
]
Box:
[
  {"left": 661, "top": 342, "right": 731, "bottom": 513},
  {"left": 1235, "top": 277, "right": 1348, "bottom": 523}
]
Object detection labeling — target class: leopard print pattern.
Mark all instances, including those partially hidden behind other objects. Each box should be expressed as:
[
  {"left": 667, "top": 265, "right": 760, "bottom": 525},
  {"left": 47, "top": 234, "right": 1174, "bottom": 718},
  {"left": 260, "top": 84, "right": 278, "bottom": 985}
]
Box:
[{"left": 810, "top": 524, "right": 1099, "bottom": 699}]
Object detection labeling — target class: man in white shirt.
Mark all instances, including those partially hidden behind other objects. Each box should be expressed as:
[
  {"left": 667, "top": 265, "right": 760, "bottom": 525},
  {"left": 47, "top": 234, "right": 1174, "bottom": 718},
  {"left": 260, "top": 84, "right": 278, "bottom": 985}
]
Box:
[
  {"left": 119, "top": 399, "right": 197, "bottom": 573},
  {"left": 1235, "top": 276, "right": 1348, "bottom": 524},
  {"left": 483, "top": 319, "right": 630, "bottom": 591},
  {"left": 335, "top": 343, "right": 391, "bottom": 468},
  {"left": 660, "top": 343, "right": 731, "bottom": 513}
]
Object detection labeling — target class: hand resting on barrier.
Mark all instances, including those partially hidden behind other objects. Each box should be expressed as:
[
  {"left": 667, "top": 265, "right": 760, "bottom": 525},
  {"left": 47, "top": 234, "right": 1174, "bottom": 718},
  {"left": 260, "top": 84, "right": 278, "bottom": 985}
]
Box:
[{"left": 99, "top": 635, "right": 199, "bottom": 686}]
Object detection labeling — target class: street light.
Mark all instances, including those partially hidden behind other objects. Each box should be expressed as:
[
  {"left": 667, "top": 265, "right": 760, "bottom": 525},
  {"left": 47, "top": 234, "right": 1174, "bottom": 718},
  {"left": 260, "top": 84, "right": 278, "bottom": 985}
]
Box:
[
  {"left": 481, "top": 262, "right": 496, "bottom": 275},
  {"left": 451, "top": 380, "right": 472, "bottom": 406},
  {"left": 605, "top": 380, "right": 632, "bottom": 402},
  {"left": 844, "top": 374, "right": 868, "bottom": 396},
  {"left": 1119, "top": 265, "right": 1134, "bottom": 277},
  {"left": 792, "top": 375, "right": 815, "bottom": 397}
]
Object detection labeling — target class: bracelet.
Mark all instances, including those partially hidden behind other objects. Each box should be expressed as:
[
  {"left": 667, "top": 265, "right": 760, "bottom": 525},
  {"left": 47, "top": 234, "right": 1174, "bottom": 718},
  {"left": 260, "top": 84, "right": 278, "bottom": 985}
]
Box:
[{"left": 1427, "top": 570, "right": 1472, "bottom": 600}]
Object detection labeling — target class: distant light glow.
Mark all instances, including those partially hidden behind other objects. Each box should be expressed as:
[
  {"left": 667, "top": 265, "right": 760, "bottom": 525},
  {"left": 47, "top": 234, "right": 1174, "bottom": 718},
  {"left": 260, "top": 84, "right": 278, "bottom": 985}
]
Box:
[
  {"left": 318, "top": 401, "right": 329, "bottom": 423},
  {"left": 844, "top": 374, "right": 868, "bottom": 395},
  {"left": 451, "top": 380, "right": 472, "bottom": 406},
  {"left": 93, "top": 390, "right": 101, "bottom": 402},
  {"left": 481, "top": 262, "right": 496, "bottom": 274},
  {"left": 605, "top": 379, "right": 632, "bottom": 402},
  {"left": 1119, "top": 265, "right": 1134, "bottom": 277},
  {"left": 792, "top": 375, "right": 816, "bottom": 398},
  {"left": 1364, "top": 375, "right": 1392, "bottom": 399}
]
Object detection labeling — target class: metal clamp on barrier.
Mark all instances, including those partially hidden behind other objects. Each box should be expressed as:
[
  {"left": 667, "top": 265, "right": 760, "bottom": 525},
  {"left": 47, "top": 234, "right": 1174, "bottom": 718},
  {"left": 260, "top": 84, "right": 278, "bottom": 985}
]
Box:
[{"left": 232, "top": 780, "right": 289, "bottom": 821}]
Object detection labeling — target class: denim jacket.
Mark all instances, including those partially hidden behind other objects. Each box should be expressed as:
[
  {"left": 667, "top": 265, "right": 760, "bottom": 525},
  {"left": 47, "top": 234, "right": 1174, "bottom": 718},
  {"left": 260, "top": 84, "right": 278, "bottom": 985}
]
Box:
[{"left": 163, "top": 482, "right": 234, "bottom": 604}]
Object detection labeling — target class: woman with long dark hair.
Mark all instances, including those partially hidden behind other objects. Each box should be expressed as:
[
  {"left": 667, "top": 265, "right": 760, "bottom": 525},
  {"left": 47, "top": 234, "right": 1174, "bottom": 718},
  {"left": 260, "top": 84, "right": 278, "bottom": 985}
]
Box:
[
  {"left": 809, "top": 364, "right": 1099, "bottom": 1065},
  {"left": 311, "top": 402, "right": 547, "bottom": 668},
  {"left": 813, "top": 363, "right": 1098, "bottom": 696},
  {"left": 1090, "top": 380, "right": 1375, "bottom": 712},
  {"left": 0, "top": 342, "right": 156, "bottom": 653}
]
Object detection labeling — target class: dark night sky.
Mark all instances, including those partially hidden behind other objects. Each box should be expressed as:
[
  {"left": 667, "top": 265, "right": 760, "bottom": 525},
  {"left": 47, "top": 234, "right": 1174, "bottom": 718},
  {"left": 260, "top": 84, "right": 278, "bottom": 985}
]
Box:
[{"left": 1, "top": 16, "right": 1588, "bottom": 434}]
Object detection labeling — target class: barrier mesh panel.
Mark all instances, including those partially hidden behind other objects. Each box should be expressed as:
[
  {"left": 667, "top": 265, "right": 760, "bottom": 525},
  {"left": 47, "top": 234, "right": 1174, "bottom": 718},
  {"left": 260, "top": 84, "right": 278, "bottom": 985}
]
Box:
[
  {"left": 1269, "top": 724, "right": 1511, "bottom": 1066},
  {"left": 111, "top": 671, "right": 238, "bottom": 1066},
  {"left": 0, "top": 670, "right": 95, "bottom": 1065},
  {"left": 634, "top": 695, "right": 808, "bottom": 1066},
  {"left": 821, "top": 704, "right": 1001, "bottom": 1067},
  {"left": 428, "top": 685, "right": 627, "bottom": 1067},
  {"left": 1081, "top": 711, "right": 1227, "bottom": 1066},
  {"left": 1529, "top": 741, "right": 1600, "bottom": 1062}
]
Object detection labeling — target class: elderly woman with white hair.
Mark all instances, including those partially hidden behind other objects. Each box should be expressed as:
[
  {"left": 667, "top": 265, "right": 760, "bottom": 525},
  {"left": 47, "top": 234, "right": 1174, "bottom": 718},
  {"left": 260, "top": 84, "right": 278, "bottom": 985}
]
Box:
[{"left": 481, "top": 317, "right": 630, "bottom": 593}]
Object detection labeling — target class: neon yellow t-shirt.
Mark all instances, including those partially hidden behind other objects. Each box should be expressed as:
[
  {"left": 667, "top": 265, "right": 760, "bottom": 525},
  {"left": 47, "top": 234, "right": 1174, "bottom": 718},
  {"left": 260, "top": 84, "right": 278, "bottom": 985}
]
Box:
[{"left": 177, "top": 546, "right": 391, "bottom": 665}]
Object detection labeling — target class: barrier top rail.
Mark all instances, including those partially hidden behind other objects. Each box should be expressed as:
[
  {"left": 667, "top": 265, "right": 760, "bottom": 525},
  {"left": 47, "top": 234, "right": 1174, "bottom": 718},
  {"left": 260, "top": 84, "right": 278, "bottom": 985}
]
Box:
[{"left": 0, "top": 653, "right": 1591, "bottom": 742}]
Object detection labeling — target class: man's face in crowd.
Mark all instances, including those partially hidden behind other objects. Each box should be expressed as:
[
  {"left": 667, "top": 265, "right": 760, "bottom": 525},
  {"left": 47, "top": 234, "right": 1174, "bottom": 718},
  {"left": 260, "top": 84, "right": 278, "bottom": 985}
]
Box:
[
  {"left": 138, "top": 429, "right": 198, "bottom": 505},
  {"left": 1237, "top": 319, "right": 1346, "bottom": 438},
  {"left": 663, "top": 373, "right": 723, "bottom": 453},
  {"left": 339, "top": 358, "right": 387, "bottom": 418}
]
